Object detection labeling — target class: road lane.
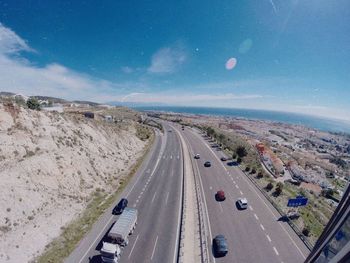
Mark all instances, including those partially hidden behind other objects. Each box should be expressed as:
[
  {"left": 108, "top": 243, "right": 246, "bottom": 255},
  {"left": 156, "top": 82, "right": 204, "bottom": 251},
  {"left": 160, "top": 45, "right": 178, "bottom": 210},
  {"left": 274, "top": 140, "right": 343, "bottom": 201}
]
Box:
[
  {"left": 66, "top": 123, "right": 183, "bottom": 263},
  {"left": 180, "top": 125, "right": 309, "bottom": 263}
]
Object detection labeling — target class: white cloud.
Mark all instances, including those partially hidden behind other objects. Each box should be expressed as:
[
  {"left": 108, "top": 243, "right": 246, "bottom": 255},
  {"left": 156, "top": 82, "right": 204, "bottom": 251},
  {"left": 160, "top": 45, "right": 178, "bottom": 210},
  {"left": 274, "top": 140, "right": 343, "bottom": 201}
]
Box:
[
  {"left": 120, "top": 92, "right": 263, "bottom": 104},
  {"left": 148, "top": 46, "right": 186, "bottom": 74},
  {"left": 0, "top": 23, "right": 34, "bottom": 54},
  {"left": 0, "top": 23, "right": 136, "bottom": 101}
]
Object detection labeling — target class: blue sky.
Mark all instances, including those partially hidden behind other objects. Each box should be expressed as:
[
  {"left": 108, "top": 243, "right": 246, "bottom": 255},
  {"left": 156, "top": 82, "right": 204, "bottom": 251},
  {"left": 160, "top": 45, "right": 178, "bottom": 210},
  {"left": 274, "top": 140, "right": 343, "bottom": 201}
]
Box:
[{"left": 0, "top": 0, "right": 349, "bottom": 120}]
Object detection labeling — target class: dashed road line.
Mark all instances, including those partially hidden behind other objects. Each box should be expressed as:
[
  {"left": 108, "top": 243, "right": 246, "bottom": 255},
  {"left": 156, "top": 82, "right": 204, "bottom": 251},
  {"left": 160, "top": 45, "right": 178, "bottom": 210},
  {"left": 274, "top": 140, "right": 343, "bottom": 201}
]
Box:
[
  {"left": 266, "top": 235, "right": 271, "bottom": 242},
  {"left": 128, "top": 234, "right": 139, "bottom": 259},
  {"left": 273, "top": 247, "right": 279, "bottom": 256},
  {"left": 239, "top": 190, "right": 243, "bottom": 195},
  {"left": 254, "top": 214, "right": 259, "bottom": 220},
  {"left": 260, "top": 224, "right": 265, "bottom": 231},
  {"left": 165, "top": 192, "right": 170, "bottom": 205},
  {"left": 151, "top": 235, "right": 159, "bottom": 260},
  {"left": 249, "top": 205, "right": 253, "bottom": 211},
  {"left": 151, "top": 191, "right": 157, "bottom": 203},
  {"left": 235, "top": 185, "right": 239, "bottom": 189}
]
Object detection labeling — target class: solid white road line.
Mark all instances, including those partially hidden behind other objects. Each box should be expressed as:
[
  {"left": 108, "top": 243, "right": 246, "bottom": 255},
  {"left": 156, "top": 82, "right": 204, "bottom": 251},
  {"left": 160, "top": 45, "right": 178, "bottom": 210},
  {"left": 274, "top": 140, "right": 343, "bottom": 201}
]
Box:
[
  {"left": 128, "top": 234, "right": 139, "bottom": 259},
  {"left": 260, "top": 224, "right": 265, "bottom": 231},
  {"left": 151, "top": 191, "right": 157, "bottom": 203},
  {"left": 273, "top": 246, "right": 279, "bottom": 256},
  {"left": 254, "top": 214, "right": 259, "bottom": 220},
  {"left": 266, "top": 234, "right": 272, "bottom": 242},
  {"left": 151, "top": 235, "right": 159, "bottom": 260}
]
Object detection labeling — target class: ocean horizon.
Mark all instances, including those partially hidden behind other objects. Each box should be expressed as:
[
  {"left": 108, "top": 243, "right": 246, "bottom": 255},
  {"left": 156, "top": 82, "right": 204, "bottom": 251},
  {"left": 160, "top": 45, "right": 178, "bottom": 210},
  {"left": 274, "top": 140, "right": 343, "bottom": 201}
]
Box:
[{"left": 133, "top": 106, "right": 350, "bottom": 134}]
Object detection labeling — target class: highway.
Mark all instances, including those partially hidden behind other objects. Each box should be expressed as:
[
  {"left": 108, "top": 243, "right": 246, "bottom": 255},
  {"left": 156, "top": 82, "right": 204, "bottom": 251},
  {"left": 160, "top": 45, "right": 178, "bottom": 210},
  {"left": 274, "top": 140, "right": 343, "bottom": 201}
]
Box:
[
  {"left": 66, "top": 122, "right": 183, "bottom": 263},
  {"left": 178, "top": 125, "right": 310, "bottom": 263}
]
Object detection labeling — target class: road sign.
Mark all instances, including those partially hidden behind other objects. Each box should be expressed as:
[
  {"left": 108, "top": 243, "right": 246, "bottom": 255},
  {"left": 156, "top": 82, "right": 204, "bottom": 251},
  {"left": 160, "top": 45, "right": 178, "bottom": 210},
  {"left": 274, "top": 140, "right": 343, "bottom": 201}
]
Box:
[{"left": 287, "top": 197, "right": 308, "bottom": 207}]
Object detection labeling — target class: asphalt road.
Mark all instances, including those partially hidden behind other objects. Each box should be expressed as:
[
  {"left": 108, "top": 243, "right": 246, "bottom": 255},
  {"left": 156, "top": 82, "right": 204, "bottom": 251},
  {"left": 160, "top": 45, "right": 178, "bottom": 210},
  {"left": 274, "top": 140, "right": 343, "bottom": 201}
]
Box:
[
  {"left": 178, "top": 125, "right": 310, "bottom": 263},
  {"left": 66, "top": 123, "right": 183, "bottom": 263}
]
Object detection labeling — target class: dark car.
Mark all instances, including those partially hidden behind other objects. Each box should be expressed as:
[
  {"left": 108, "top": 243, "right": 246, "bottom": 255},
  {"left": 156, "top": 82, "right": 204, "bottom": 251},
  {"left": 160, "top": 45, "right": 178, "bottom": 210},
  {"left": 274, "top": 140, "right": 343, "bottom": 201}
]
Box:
[
  {"left": 216, "top": 190, "right": 226, "bottom": 201},
  {"left": 113, "top": 198, "right": 128, "bottom": 215},
  {"left": 220, "top": 156, "right": 228, "bottom": 161},
  {"left": 213, "top": 235, "right": 228, "bottom": 257},
  {"left": 204, "top": 161, "right": 211, "bottom": 167}
]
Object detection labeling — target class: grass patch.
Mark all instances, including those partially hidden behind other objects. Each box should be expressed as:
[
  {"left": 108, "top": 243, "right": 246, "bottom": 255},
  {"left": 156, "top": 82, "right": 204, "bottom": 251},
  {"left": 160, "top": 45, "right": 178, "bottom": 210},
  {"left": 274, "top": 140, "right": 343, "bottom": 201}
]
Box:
[{"left": 35, "top": 130, "right": 155, "bottom": 263}]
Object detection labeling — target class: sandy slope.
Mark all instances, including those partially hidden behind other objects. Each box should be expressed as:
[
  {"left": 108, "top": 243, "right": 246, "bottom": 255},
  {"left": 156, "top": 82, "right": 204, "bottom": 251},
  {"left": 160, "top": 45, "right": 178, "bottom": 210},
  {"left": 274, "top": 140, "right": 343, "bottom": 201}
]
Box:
[{"left": 0, "top": 103, "right": 146, "bottom": 262}]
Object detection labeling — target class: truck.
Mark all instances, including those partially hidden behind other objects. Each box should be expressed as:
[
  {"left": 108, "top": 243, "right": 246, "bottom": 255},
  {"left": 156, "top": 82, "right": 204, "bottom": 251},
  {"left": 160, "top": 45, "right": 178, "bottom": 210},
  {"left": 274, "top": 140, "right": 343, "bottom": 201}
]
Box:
[{"left": 101, "top": 208, "right": 138, "bottom": 263}]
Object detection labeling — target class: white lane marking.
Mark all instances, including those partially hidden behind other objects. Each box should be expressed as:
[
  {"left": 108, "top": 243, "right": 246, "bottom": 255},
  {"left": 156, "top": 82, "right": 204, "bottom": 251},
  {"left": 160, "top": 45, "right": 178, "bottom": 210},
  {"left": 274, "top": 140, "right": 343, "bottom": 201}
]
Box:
[
  {"left": 191, "top": 131, "right": 308, "bottom": 259},
  {"left": 165, "top": 192, "right": 170, "bottom": 205},
  {"left": 239, "top": 191, "right": 243, "bottom": 195},
  {"left": 254, "top": 214, "right": 259, "bottom": 220},
  {"left": 266, "top": 234, "right": 272, "bottom": 242},
  {"left": 260, "top": 224, "right": 265, "bottom": 231},
  {"left": 177, "top": 155, "right": 180, "bottom": 159},
  {"left": 249, "top": 205, "right": 253, "bottom": 211},
  {"left": 136, "top": 199, "right": 139, "bottom": 203},
  {"left": 219, "top": 203, "right": 224, "bottom": 213},
  {"left": 151, "top": 191, "right": 157, "bottom": 203},
  {"left": 235, "top": 185, "right": 239, "bottom": 189},
  {"left": 170, "top": 155, "right": 173, "bottom": 159},
  {"left": 209, "top": 186, "right": 212, "bottom": 190},
  {"left": 273, "top": 247, "right": 279, "bottom": 256},
  {"left": 128, "top": 234, "right": 139, "bottom": 258},
  {"left": 233, "top": 180, "right": 236, "bottom": 184},
  {"left": 151, "top": 235, "right": 159, "bottom": 260}
]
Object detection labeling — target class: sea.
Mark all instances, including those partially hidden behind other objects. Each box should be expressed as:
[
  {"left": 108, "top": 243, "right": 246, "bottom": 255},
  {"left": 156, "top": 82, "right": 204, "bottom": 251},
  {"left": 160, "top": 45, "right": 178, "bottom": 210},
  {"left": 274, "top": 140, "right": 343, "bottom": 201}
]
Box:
[{"left": 133, "top": 106, "right": 350, "bottom": 134}]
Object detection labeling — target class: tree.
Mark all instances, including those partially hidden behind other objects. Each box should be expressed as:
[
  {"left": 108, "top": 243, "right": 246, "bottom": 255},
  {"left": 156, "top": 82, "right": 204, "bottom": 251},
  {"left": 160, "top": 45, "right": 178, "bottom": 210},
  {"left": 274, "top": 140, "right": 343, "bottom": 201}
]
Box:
[
  {"left": 251, "top": 168, "right": 256, "bottom": 174},
  {"left": 237, "top": 157, "right": 242, "bottom": 164},
  {"left": 257, "top": 171, "right": 263, "bottom": 178},
  {"left": 274, "top": 182, "right": 284, "bottom": 196},
  {"left": 218, "top": 133, "right": 225, "bottom": 145},
  {"left": 266, "top": 182, "right": 273, "bottom": 191},
  {"left": 26, "top": 97, "right": 41, "bottom": 110},
  {"left": 236, "top": 145, "right": 248, "bottom": 158},
  {"left": 232, "top": 153, "right": 237, "bottom": 159},
  {"left": 302, "top": 227, "right": 310, "bottom": 237},
  {"left": 245, "top": 166, "right": 250, "bottom": 172}
]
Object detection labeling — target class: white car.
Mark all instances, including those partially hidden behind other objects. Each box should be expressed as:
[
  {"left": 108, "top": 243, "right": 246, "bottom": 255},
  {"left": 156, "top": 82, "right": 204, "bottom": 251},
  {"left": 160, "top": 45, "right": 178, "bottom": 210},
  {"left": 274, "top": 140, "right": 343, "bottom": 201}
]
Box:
[
  {"left": 194, "top": 154, "right": 200, "bottom": 159},
  {"left": 237, "top": 198, "right": 248, "bottom": 209}
]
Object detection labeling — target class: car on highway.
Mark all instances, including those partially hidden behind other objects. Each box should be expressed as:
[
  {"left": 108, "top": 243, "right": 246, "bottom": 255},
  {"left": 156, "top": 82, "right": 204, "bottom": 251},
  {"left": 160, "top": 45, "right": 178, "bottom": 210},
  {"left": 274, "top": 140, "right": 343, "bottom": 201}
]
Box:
[
  {"left": 220, "top": 156, "right": 228, "bottom": 161},
  {"left": 194, "top": 154, "right": 200, "bottom": 159},
  {"left": 204, "top": 161, "right": 211, "bottom": 167},
  {"left": 237, "top": 198, "right": 248, "bottom": 209},
  {"left": 113, "top": 198, "right": 128, "bottom": 215},
  {"left": 213, "top": 235, "right": 228, "bottom": 257},
  {"left": 216, "top": 190, "right": 226, "bottom": 201}
]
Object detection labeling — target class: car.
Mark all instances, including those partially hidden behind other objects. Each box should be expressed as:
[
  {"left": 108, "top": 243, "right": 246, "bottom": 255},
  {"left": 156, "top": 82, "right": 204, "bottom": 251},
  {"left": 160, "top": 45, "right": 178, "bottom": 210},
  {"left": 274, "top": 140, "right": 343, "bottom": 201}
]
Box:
[
  {"left": 194, "top": 154, "right": 200, "bottom": 159},
  {"left": 213, "top": 235, "right": 228, "bottom": 257},
  {"left": 113, "top": 198, "right": 128, "bottom": 215},
  {"left": 237, "top": 198, "right": 248, "bottom": 209},
  {"left": 204, "top": 161, "right": 211, "bottom": 167},
  {"left": 220, "top": 156, "right": 227, "bottom": 161},
  {"left": 216, "top": 190, "right": 225, "bottom": 201}
]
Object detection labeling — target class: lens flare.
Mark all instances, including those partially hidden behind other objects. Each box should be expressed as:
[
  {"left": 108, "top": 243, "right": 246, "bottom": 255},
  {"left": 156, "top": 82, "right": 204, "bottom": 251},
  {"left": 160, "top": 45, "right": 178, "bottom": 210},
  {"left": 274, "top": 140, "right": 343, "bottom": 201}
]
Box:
[{"left": 225, "top": 57, "right": 237, "bottom": 70}]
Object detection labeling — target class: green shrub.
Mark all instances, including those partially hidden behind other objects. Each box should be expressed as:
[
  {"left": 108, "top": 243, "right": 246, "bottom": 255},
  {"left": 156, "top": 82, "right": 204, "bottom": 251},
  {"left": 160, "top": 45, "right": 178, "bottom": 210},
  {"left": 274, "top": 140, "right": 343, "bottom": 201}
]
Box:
[{"left": 26, "top": 97, "right": 41, "bottom": 110}]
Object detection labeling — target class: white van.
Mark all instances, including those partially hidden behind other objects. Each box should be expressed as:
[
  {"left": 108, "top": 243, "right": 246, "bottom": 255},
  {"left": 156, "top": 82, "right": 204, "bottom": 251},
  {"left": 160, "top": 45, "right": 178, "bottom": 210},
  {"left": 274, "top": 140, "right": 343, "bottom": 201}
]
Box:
[{"left": 237, "top": 198, "right": 248, "bottom": 209}]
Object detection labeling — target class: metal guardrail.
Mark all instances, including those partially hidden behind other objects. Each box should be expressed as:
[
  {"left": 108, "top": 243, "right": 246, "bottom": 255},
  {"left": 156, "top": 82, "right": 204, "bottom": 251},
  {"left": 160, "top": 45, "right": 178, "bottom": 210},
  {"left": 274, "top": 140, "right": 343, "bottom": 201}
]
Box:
[
  {"left": 184, "top": 136, "right": 210, "bottom": 263},
  {"left": 176, "top": 129, "right": 186, "bottom": 263}
]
